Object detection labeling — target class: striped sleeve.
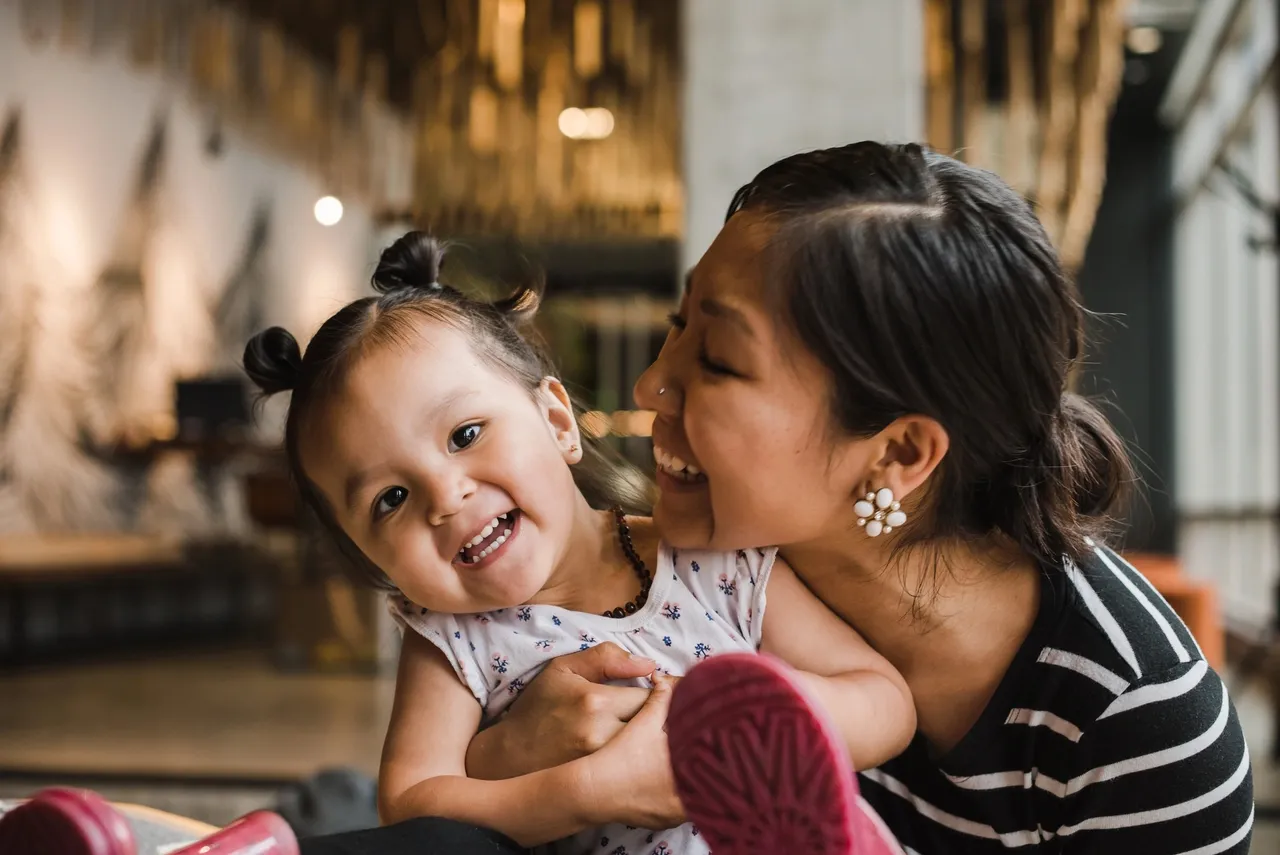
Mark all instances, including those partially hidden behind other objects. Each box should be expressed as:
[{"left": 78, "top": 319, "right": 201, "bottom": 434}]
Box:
[{"left": 1054, "top": 659, "right": 1254, "bottom": 854}]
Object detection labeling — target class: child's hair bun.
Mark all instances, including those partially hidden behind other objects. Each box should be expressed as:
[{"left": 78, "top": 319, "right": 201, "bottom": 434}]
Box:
[
  {"left": 243, "top": 326, "right": 303, "bottom": 395},
  {"left": 492, "top": 279, "right": 543, "bottom": 327},
  {"left": 372, "top": 231, "right": 446, "bottom": 294}
]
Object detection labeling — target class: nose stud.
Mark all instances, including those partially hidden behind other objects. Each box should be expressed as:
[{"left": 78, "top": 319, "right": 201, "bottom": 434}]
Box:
[{"left": 658, "top": 387, "right": 666, "bottom": 395}]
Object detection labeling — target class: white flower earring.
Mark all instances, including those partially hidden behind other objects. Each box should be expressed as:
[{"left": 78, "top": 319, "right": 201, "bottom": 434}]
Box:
[{"left": 855, "top": 488, "right": 907, "bottom": 537}]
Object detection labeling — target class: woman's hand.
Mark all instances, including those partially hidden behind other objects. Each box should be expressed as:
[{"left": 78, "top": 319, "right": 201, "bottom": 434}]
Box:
[
  {"left": 466, "top": 643, "right": 656, "bottom": 780},
  {"left": 578, "top": 675, "right": 687, "bottom": 830}
]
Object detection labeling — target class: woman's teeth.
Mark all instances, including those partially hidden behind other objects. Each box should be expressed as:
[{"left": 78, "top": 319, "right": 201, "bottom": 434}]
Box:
[
  {"left": 457, "top": 512, "right": 514, "bottom": 563},
  {"left": 653, "top": 445, "right": 704, "bottom": 482}
]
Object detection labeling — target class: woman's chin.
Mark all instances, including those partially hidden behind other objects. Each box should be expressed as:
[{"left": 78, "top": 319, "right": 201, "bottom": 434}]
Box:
[{"left": 654, "top": 495, "right": 716, "bottom": 550}]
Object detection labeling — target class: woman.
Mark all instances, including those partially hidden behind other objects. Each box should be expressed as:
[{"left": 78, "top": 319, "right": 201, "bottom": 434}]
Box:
[
  {"left": 469, "top": 142, "right": 1254, "bottom": 853},
  {"left": 305, "top": 142, "right": 1253, "bottom": 853}
]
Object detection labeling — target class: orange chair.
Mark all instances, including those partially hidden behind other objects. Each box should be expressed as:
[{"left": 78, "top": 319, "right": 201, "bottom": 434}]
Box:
[{"left": 1123, "top": 553, "right": 1225, "bottom": 671}]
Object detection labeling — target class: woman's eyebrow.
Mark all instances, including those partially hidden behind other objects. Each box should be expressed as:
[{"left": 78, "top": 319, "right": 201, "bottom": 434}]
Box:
[{"left": 699, "top": 298, "right": 755, "bottom": 339}]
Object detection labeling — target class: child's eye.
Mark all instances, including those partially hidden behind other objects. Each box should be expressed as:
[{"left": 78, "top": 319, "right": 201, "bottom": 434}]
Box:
[
  {"left": 667, "top": 312, "right": 687, "bottom": 331},
  {"left": 449, "top": 423, "right": 483, "bottom": 452},
  {"left": 373, "top": 486, "right": 409, "bottom": 521}
]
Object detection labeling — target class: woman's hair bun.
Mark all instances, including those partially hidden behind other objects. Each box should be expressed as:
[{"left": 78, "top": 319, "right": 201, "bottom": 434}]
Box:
[
  {"left": 243, "top": 326, "right": 303, "bottom": 395},
  {"left": 1057, "top": 391, "right": 1132, "bottom": 519},
  {"left": 372, "top": 231, "right": 446, "bottom": 294}
]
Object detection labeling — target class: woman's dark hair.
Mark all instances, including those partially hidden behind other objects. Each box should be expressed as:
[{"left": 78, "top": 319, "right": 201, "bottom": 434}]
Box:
[
  {"left": 728, "top": 141, "right": 1134, "bottom": 574},
  {"left": 243, "top": 231, "right": 651, "bottom": 589}
]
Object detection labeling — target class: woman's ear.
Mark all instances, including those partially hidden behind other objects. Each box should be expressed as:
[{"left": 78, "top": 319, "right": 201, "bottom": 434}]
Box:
[
  {"left": 537, "top": 377, "right": 583, "bottom": 463},
  {"left": 858, "top": 415, "right": 950, "bottom": 506}
]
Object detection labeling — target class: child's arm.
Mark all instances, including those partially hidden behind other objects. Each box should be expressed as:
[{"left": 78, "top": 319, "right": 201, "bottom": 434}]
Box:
[
  {"left": 760, "top": 558, "right": 916, "bottom": 769},
  {"left": 379, "top": 630, "right": 602, "bottom": 846}
]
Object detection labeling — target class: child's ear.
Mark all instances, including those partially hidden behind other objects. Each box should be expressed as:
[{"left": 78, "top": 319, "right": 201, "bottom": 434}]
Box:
[{"left": 537, "top": 377, "right": 583, "bottom": 464}]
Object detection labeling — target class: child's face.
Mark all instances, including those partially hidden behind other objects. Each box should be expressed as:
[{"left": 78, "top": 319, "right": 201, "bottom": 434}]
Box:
[{"left": 301, "top": 321, "right": 583, "bottom": 613}]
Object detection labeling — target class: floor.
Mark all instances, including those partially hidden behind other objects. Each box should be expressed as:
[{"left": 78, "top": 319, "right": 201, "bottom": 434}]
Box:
[
  {"left": 0, "top": 647, "right": 394, "bottom": 826},
  {"left": 0, "top": 648, "right": 1276, "bottom": 848},
  {"left": 0, "top": 648, "right": 393, "bottom": 781}
]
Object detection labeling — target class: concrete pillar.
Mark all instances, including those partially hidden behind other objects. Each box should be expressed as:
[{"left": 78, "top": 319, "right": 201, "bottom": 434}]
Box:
[{"left": 681, "top": 0, "right": 926, "bottom": 269}]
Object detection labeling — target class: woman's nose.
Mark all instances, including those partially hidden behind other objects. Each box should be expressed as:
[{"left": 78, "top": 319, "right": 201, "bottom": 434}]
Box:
[{"left": 635, "top": 358, "right": 678, "bottom": 415}]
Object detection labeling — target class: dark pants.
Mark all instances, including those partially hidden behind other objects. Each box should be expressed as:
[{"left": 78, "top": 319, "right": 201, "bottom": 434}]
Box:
[{"left": 298, "top": 816, "right": 527, "bottom": 854}]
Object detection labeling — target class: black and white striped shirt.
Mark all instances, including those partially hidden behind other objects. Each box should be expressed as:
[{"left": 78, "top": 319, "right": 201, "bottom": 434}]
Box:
[{"left": 860, "top": 542, "right": 1254, "bottom": 853}]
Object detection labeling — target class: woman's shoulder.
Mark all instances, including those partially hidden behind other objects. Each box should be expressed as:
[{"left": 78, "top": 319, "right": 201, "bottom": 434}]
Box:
[
  {"left": 870, "top": 543, "right": 1250, "bottom": 851},
  {"left": 1008, "top": 539, "right": 1230, "bottom": 746},
  {"left": 1052, "top": 539, "right": 1205, "bottom": 680}
]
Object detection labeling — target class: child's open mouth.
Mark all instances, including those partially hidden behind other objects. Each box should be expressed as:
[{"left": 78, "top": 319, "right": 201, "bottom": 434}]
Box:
[{"left": 456, "top": 510, "right": 521, "bottom": 567}]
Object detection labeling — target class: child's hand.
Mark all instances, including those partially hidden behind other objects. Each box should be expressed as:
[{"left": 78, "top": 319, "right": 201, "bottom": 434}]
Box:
[
  {"left": 467, "top": 643, "right": 656, "bottom": 780},
  {"left": 578, "top": 675, "right": 687, "bottom": 830}
]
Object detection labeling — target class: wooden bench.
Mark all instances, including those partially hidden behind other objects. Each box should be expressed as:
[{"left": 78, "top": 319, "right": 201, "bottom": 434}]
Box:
[{"left": 0, "top": 534, "right": 273, "bottom": 667}]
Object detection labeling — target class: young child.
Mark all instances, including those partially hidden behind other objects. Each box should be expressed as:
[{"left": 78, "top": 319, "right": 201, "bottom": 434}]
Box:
[{"left": 243, "top": 232, "right": 914, "bottom": 854}]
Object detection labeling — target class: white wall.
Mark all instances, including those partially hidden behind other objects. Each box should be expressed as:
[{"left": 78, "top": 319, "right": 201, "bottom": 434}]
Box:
[
  {"left": 681, "top": 0, "right": 925, "bottom": 270},
  {"left": 0, "top": 4, "right": 400, "bottom": 533},
  {"left": 0, "top": 3, "right": 377, "bottom": 371}
]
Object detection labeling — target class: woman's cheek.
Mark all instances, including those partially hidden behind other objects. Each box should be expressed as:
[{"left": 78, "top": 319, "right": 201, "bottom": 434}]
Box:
[{"left": 684, "top": 396, "right": 728, "bottom": 447}]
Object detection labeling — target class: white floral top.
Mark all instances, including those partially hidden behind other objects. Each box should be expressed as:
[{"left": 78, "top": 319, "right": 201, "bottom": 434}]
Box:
[{"left": 391, "top": 543, "right": 777, "bottom": 855}]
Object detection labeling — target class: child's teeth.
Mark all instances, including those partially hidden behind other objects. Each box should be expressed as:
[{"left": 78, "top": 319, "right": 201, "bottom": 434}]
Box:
[
  {"left": 669, "top": 455, "right": 686, "bottom": 471},
  {"left": 504, "top": 529, "right": 511, "bottom": 536},
  {"left": 481, "top": 523, "right": 494, "bottom": 538},
  {"left": 687, "top": 464, "right": 700, "bottom": 476}
]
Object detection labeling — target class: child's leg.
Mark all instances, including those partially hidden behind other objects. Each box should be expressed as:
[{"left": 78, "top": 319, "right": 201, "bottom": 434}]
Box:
[{"left": 667, "top": 653, "right": 905, "bottom": 855}]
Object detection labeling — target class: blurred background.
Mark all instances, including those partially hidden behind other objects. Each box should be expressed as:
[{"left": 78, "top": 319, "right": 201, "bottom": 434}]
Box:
[{"left": 0, "top": 0, "right": 1276, "bottom": 847}]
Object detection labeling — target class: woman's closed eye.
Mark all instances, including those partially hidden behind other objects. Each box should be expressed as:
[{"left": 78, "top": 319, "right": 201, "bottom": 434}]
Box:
[
  {"left": 698, "top": 350, "right": 740, "bottom": 377},
  {"left": 669, "top": 312, "right": 738, "bottom": 376}
]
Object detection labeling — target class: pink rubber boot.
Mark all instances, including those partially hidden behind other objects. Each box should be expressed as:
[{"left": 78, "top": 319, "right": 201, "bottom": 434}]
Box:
[
  {"left": 0, "top": 787, "right": 299, "bottom": 855},
  {"left": 0, "top": 788, "right": 134, "bottom": 855},
  {"left": 667, "top": 653, "right": 905, "bottom": 855}
]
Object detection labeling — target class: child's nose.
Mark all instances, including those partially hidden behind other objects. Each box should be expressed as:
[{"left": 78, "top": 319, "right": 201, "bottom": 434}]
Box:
[{"left": 424, "top": 468, "right": 474, "bottom": 526}]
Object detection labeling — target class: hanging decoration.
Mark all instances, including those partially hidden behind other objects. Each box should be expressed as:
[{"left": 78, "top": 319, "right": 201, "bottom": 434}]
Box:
[
  {"left": 83, "top": 113, "right": 167, "bottom": 449},
  {"left": 213, "top": 201, "right": 272, "bottom": 373},
  {"left": 25, "top": 0, "right": 681, "bottom": 241},
  {"left": 0, "top": 107, "right": 120, "bottom": 532},
  {"left": 924, "top": 0, "right": 1131, "bottom": 270}
]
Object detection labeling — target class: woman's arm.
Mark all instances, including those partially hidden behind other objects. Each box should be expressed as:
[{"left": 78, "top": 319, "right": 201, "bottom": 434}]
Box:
[
  {"left": 760, "top": 558, "right": 917, "bottom": 769},
  {"left": 1055, "top": 661, "right": 1252, "bottom": 853},
  {"left": 380, "top": 631, "right": 600, "bottom": 847}
]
